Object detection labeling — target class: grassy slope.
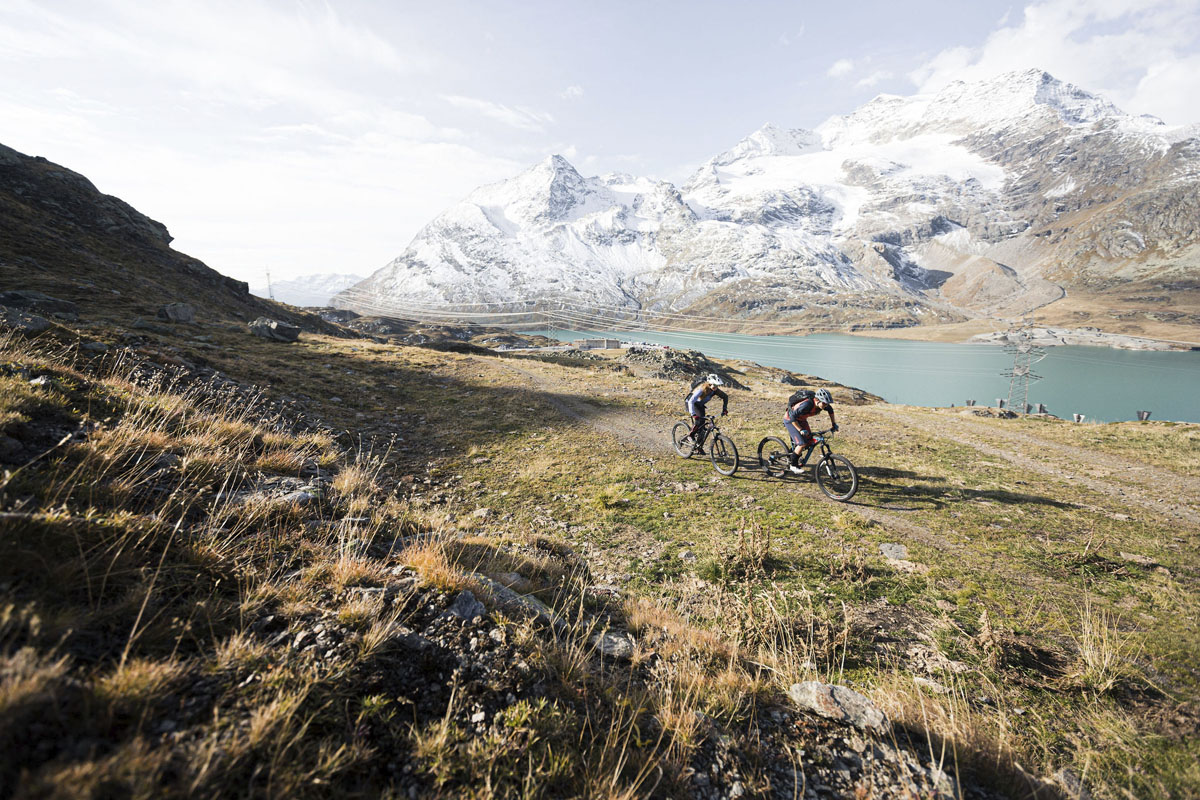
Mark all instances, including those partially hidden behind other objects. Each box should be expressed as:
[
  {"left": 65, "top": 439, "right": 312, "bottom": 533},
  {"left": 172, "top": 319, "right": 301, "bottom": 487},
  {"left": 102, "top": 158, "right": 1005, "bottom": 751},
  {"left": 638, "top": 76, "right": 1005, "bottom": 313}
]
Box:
[
  {"left": 3, "top": 322, "right": 1198, "bottom": 799},
  {"left": 216, "top": 326, "right": 1200, "bottom": 796}
]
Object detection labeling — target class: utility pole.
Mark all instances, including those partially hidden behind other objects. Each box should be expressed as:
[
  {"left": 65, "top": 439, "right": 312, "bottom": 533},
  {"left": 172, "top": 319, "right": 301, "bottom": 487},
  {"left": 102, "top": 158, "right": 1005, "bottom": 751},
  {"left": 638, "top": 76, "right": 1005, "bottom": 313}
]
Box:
[
  {"left": 265, "top": 267, "right": 276, "bottom": 301},
  {"left": 1003, "top": 318, "right": 1045, "bottom": 415}
]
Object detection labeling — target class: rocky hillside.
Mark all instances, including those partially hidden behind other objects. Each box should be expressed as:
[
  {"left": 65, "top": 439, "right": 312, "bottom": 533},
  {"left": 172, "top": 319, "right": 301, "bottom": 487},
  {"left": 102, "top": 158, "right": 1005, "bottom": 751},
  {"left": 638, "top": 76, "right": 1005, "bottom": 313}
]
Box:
[
  {"left": 337, "top": 69, "right": 1200, "bottom": 339},
  {"left": 0, "top": 142, "right": 340, "bottom": 336}
]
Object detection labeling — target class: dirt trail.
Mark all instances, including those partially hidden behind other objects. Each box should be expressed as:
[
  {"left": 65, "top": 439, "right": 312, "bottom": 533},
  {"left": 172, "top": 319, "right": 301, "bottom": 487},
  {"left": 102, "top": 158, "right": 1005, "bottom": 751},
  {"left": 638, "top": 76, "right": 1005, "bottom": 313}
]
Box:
[
  {"left": 869, "top": 406, "right": 1200, "bottom": 527},
  {"left": 489, "top": 357, "right": 963, "bottom": 548},
  {"left": 489, "top": 358, "right": 668, "bottom": 451}
]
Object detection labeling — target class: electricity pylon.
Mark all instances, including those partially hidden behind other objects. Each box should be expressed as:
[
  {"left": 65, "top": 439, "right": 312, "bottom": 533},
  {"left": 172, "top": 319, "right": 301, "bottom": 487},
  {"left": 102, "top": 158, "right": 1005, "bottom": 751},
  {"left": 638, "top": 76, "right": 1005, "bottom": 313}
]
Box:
[{"left": 1003, "top": 318, "right": 1046, "bottom": 414}]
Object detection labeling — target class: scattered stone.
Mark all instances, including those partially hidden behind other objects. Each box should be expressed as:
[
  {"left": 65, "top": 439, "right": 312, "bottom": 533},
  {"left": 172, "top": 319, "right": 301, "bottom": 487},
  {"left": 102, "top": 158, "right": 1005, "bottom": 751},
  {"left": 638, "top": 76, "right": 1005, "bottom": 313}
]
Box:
[
  {"left": 81, "top": 341, "right": 109, "bottom": 353},
  {"left": 879, "top": 543, "right": 908, "bottom": 560},
  {"left": 914, "top": 676, "right": 950, "bottom": 695},
  {"left": 592, "top": 630, "right": 636, "bottom": 660},
  {"left": 1119, "top": 551, "right": 1157, "bottom": 567},
  {"left": 249, "top": 317, "right": 301, "bottom": 342},
  {"left": 157, "top": 302, "right": 195, "bottom": 323},
  {"left": 1052, "top": 767, "right": 1091, "bottom": 799},
  {"left": 281, "top": 490, "right": 316, "bottom": 506},
  {"left": 788, "top": 681, "right": 889, "bottom": 734},
  {"left": 472, "top": 507, "right": 492, "bottom": 519},
  {"left": 444, "top": 590, "right": 487, "bottom": 621},
  {"left": 132, "top": 317, "right": 169, "bottom": 334},
  {"left": 678, "top": 549, "right": 698, "bottom": 563}
]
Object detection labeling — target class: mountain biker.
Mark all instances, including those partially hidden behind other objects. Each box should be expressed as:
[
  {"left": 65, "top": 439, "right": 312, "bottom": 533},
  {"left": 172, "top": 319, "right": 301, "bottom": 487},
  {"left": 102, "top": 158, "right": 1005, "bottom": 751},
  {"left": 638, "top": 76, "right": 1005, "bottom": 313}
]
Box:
[
  {"left": 784, "top": 388, "right": 838, "bottom": 474},
  {"left": 685, "top": 373, "right": 729, "bottom": 454}
]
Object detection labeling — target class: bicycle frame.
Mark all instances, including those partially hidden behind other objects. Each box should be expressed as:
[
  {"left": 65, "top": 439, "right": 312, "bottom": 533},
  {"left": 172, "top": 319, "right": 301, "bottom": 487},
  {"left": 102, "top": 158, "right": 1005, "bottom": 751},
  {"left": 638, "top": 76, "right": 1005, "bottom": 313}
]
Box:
[
  {"left": 783, "top": 430, "right": 835, "bottom": 468},
  {"left": 692, "top": 415, "right": 719, "bottom": 444}
]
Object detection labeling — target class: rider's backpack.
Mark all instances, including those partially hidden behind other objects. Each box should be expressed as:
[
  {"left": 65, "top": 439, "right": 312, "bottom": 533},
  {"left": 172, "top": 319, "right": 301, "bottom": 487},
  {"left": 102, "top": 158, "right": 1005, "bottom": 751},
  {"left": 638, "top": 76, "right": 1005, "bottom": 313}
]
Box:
[
  {"left": 684, "top": 377, "right": 705, "bottom": 401},
  {"left": 786, "top": 389, "right": 815, "bottom": 409}
]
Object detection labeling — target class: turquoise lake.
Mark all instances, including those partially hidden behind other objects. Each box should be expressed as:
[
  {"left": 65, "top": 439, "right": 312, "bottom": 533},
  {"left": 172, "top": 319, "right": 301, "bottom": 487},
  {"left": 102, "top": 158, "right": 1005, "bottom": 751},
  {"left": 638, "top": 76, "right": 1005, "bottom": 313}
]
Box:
[{"left": 523, "top": 330, "right": 1200, "bottom": 424}]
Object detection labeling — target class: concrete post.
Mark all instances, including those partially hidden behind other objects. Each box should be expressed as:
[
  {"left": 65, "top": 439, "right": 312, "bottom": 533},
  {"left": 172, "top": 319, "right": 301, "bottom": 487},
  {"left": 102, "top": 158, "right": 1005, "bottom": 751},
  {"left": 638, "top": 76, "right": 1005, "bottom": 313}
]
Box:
[
  {"left": 1137, "top": 410, "right": 1151, "bottom": 421},
  {"left": 1073, "top": 413, "right": 1084, "bottom": 423}
]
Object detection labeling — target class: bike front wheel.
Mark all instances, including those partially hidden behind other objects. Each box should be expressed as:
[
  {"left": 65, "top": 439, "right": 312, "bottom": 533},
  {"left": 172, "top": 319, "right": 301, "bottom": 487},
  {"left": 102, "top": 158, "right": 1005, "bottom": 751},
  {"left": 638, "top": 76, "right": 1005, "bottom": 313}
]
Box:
[
  {"left": 710, "top": 433, "right": 738, "bottom": 476},
  {"left": 757, "top": 437, "right": 790, "bottom": 478},
  {"left": 815, "top": 455, "right": 858, "bottom": 501},
  {"left": 671, "top": 422, "right": 694, "bottom": 457}
]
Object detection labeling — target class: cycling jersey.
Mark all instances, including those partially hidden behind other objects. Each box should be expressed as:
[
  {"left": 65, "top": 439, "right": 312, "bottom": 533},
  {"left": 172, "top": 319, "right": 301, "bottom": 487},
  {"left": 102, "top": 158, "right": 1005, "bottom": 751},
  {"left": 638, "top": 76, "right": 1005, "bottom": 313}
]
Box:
[
  {"left": 687, "top": 384, "right": 728, "bottom": 417},
  {"left": 783, "top": 397, "right": 836, "bottom": 447}
]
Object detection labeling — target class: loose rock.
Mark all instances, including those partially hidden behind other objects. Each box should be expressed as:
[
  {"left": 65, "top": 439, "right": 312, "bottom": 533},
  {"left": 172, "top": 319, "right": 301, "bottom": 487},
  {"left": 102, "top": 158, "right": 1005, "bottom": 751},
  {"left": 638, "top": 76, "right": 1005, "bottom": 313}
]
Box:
[{"left": 788, "top": 681, "right": 889, "bottom": 734}]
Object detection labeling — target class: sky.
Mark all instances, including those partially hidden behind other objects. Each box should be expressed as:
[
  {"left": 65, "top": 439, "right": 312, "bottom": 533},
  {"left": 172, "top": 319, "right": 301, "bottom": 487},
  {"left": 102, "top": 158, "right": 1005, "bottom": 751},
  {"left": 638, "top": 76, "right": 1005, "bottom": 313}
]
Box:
[{"left": 2, "top": 0, "right": 1198, "bottom": 286}]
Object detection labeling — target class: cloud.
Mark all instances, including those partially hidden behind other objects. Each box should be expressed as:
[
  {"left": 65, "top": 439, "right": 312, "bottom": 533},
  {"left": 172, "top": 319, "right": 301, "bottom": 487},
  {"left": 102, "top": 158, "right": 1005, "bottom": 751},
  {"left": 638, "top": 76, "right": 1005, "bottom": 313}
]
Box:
[
  {"left": 827, "top": 58, "right": 854, "bottom": 78},
  {"left": 443, "top": 95, "right": 555, "bottom": 132},
  {"left": 778, "top": 26, "right": 805, "bottom": 47},
  {"left": 909, "top": 0, "right": 1200, "bottom": 123},
  {"left": 855, "top": 70, "right": 894, "bottom": 89},
  {"left": 561, "top": 85, "right": 584, "bottom": 100},
  {"left": 0, "top": 0, "right": 431, "bottom": 117}
]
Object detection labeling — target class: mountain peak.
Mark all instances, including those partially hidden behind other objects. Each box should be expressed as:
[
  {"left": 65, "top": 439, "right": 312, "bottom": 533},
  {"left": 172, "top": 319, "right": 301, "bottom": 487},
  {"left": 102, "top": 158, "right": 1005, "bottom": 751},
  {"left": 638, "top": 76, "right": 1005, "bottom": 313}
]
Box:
[
  {"left": 713, "top": 124, "right": 821, "bottom": 166},
  {"left": 930, "top": 69, "right": 1124, "bottom": 127}
]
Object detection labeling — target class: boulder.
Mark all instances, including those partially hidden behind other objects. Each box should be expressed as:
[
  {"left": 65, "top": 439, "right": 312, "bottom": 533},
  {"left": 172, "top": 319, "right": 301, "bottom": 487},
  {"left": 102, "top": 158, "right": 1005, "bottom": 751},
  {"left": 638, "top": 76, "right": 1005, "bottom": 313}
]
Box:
[
  {"left": 249, "top": 317, "right": 300, "bottom": 342},
  {"left": 788, "top": 681, "right": 889, "bottom": 733},
  {"left": 157, "top": 302, "right": 196, "bottom": 323}
]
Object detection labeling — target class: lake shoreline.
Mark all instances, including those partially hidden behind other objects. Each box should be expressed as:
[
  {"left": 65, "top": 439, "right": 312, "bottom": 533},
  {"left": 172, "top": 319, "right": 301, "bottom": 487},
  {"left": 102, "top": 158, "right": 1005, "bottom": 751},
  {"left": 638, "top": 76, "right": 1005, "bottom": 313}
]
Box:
[
  {"left": 521, "top": 329, "right": 1200, "bottom": 423},
  {"left": 842, "top": 323, "right": 1200, "bottom": 351}
]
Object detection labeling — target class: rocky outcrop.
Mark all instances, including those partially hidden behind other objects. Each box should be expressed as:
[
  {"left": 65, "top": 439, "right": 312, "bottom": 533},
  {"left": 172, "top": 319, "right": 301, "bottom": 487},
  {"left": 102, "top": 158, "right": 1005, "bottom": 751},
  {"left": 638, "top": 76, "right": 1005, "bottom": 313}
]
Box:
[
  {"left": 0, "top": 290, "right": 79, "bottom": 320},
  {"left": 0, "top": 307, "right": 52, "bottom": 334},
  {"left": 620, "top": 347, "right": 748, "bottom": 389},
  {"left": 249, "top": 317, "right": 301, "bottom": 342}
]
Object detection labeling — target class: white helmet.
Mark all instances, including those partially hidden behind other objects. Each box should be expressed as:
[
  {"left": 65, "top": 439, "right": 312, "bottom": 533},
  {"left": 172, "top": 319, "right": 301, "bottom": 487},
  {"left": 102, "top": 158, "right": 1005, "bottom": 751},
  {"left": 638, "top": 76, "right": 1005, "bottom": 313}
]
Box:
[
  {"left": 706, "top": 373, "right": 724, "bottom": 386},
  {"left": 815, "top": 388, "right": 832, "bottom": 404}
]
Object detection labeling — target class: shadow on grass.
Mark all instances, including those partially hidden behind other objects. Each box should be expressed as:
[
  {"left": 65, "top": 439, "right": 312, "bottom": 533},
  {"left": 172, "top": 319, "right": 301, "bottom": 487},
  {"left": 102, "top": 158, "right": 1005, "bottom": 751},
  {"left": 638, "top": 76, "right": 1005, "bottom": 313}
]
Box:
[{"left": 850, "top": 469, "right": 1079, "bottom": 514}]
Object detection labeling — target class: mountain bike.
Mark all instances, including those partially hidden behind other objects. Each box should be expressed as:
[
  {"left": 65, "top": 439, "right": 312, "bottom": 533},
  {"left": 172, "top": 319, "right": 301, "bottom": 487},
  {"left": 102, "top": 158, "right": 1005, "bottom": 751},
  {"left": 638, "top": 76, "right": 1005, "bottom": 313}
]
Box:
[
  {"left": 671, "top": 415, "right": 739, "bottom": 476},
  {"left": 756, "top": 429, "right": 858, "bottom": 501}
]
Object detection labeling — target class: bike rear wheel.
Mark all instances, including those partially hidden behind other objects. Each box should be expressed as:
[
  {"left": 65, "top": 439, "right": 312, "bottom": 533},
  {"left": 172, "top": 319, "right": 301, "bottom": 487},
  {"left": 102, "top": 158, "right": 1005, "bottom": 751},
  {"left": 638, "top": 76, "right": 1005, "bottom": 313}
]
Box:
[
  {"left": 671, "top": 422, "right": 694, "bottom": 457},
  {"left": 710, "top": 434, "right": 738, "bottom": 476},
  {"left": 757, "top": 437, "right": 790, "bottom": 478},
  {"left": 815, "top": 455, "right": 858, "bottom": 501}
]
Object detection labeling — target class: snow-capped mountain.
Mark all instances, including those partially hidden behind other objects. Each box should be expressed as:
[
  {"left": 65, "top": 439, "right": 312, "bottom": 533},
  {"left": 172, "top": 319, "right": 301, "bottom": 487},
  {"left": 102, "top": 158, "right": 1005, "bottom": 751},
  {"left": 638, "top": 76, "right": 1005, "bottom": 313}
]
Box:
[
  {"left": 336, "top": 69, "right": 1200, "bottom": 329},
  {"left": 252, "top": 272, "right": 366, "bottom": 307}
]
